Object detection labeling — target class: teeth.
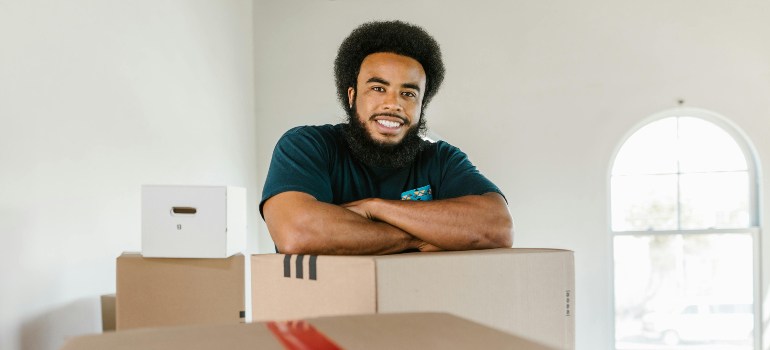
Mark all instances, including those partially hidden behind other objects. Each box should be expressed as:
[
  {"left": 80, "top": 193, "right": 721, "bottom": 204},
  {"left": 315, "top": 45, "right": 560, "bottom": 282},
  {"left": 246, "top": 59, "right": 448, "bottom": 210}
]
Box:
[{"left": 377, "top": 120, "right": 402, "bottom": 128}]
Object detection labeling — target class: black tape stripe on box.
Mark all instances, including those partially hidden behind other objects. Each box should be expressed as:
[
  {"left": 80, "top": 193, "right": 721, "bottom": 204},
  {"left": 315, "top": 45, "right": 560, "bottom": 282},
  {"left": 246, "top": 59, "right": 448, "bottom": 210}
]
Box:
[
  {"left": 296, "top": 254, "right": 304, "bottom": 279},
  {"left": 309, "top": 255, "right": 317, "bottom": 280},
  {"left": 283, "top": 254, "right": 292, "bottom": 278}
]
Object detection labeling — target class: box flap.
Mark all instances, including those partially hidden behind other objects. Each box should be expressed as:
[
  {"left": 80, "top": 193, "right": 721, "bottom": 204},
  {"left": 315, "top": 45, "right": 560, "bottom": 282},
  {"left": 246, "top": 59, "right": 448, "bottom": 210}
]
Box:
[
  {"left": 374, "top": 248, "right": 575, "bottom": 350},
  {"left": 61, "top": 322, "right": 283, "bottom": 350},
  {"left": 251, "top": 254, "right": 377, "bottom": 321},
  {"left": 61, "top": 312, "right": 557, "bottom": 350},
  {"left": 309, "top": 312, "right": 557, "bottom": 350}
]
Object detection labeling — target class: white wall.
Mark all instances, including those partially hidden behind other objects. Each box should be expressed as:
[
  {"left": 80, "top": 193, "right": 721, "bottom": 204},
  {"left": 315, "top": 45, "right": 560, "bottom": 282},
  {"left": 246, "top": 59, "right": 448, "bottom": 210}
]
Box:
[
  {"left": 252, "top": 1, "right": 770, "bottom": 349},
  {"left": 0, "top": 1, "right": 256, "bottom": 349}
]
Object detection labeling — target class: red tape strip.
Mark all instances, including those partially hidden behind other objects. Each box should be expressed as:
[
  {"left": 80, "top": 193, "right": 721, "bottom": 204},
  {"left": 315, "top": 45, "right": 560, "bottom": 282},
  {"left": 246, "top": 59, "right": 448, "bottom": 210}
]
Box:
[{"left": 266, "top": 320, "right": 344, "bottom": 350}]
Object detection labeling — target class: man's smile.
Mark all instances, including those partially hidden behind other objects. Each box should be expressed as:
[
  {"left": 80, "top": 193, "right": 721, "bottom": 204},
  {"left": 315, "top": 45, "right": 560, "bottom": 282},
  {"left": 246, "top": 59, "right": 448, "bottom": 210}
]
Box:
[
  {"left": 376, "top": 120, "right": 402, "bottom": 128},
  {"left": 374, "top": 119, "right": 403, "bottom": 134},
  {"left": 372, "top": 115, "right": 407, "bottom": 135}
]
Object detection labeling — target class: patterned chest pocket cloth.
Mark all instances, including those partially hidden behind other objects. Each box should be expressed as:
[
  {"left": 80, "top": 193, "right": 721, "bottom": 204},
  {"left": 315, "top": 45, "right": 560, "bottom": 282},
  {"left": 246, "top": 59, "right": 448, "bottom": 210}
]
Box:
[{"left": 401, "top": 185, "right": 433, "bottom": 201}]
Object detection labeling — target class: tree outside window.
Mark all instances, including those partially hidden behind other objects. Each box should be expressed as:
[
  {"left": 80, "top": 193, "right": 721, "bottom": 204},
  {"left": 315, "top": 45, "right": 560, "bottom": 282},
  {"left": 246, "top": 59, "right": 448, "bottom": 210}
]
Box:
[{"left": 611, "top": 108, "right": 759, "bottom": 350}]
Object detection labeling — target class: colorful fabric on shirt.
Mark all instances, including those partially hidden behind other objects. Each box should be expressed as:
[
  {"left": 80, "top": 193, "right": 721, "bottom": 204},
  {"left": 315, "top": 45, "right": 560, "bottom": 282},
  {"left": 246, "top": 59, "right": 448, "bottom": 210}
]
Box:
[{"left": 402, "top": 185, "right": 433, "bottom": 201}]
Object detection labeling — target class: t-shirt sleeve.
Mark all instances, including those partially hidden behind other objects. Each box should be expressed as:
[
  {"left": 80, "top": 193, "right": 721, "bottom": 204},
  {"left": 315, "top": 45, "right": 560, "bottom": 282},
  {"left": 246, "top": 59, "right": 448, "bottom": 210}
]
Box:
[
  {"left": 436, "top": 142, "right": 506, "bottom": 203},
  {"left": 259, "top": 127, "right": 334, "bottom": 219}
]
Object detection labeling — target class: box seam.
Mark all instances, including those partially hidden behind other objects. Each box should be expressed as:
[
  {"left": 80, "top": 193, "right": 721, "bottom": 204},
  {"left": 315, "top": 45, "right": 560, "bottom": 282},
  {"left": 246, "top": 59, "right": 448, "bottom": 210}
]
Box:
[{"left": 374, "top": 260, "right": 379, "bottom": 314}]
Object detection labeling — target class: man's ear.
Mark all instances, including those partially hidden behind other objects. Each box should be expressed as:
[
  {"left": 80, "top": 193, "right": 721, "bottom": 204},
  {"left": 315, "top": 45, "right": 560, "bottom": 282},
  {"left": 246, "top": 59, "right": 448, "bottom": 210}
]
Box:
[{"left": 347, "top": 87, "right": 355, "bottom": 109}]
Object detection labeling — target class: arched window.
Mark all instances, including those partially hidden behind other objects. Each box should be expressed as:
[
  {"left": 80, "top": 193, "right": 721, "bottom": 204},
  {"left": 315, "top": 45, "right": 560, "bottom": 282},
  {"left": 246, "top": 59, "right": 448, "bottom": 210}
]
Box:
[{"left": 610, "top": 108, "right": 760, "bottom": 349}]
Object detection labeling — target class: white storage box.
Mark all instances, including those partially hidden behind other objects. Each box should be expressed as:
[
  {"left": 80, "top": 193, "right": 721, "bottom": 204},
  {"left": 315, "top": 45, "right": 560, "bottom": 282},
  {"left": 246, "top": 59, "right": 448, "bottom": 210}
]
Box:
[{"left": 142, "top": 185, "right": 246, "bottom": 258}]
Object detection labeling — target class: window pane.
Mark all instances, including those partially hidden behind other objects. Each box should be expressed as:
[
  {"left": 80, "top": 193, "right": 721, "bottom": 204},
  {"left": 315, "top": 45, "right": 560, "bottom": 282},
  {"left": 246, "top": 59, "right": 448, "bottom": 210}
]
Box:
[
  {"left": 680, "top": 172, "right": 750, "bottom": 229},
  {"left": 612, "top": 174, "right": 677, "bottom": 231},
  {"left": 679, "top": 117, "right": 748, "bottom": 173},
  {"left": 615, "top": 233, "right": 754, "bottom": 350},
  {"left": 612, "top": 118, "right": 678, "bottom": 176}
]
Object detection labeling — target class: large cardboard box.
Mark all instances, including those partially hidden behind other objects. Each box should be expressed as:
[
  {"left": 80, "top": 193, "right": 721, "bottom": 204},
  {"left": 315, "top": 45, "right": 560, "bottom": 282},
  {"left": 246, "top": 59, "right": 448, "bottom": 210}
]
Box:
[
  {"left": 116, "top": 252, "right": 246, "bottom": 330},
  {"left": 141, "top": 185, "right": 246, "bottom": 258},
  {"left": 61, "top": 312, "right": 558, "bottom": 350},
  {"left": 252, "top": 248, "right": 574, "bottom": 350}
]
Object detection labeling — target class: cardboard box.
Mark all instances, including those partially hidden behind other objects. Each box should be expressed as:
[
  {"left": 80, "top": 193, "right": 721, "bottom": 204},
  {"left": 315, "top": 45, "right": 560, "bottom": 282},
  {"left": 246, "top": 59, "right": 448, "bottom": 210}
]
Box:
[
  {"left": 252, "top": 248, "right": 574, "bottom": 350},
  {"left": 116, "top": 252, "right": 246, "bottom": 330},
  {"left": 100, "top": 294, "right": 116, "bottom": 332},
  {"left": 142, "top": 185, "right": 246, "bottom": 258},
  {"left": 61, "top": 312, "right": 558, "bottom": 350}
]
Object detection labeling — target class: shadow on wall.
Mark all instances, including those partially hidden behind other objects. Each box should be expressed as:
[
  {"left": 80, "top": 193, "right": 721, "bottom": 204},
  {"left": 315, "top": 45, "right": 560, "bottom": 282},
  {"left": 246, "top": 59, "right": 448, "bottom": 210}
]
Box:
[{"left": 21, "top": 297, "right": 101, "bottom": 350}]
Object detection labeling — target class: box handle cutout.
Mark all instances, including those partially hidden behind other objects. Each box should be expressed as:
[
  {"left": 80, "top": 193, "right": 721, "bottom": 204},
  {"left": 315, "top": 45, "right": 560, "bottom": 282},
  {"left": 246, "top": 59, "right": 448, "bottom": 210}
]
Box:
[{"left": 171, "top": 207, "right": 197, "bottom": 215}]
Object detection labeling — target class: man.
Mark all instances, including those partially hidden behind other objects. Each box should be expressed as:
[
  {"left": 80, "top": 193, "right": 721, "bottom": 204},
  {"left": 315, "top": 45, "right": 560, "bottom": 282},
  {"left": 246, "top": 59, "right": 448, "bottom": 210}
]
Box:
[{"left": 261, "top": 21, "right": 513, "bottom": 255}]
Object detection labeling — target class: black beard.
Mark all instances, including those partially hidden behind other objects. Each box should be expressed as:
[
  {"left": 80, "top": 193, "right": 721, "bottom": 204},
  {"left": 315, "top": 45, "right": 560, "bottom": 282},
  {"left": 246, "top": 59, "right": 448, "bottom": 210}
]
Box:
[{"left": 342, "top": 104, "right": 427, "bottom": 169}]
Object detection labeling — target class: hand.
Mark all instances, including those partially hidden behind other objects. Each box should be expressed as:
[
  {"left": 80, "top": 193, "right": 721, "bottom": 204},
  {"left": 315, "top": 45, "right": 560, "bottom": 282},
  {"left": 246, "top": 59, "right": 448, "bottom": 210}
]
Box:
[{"left": 340, "top": 198, "right": 378, "bottom": 220}]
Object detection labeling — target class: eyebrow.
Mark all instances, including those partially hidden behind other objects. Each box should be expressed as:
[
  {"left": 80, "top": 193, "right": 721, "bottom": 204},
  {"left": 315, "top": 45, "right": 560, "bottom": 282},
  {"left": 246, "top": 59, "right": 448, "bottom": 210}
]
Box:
[
  {"left": 366, "top": 77, "right": 390, "bottom": 86},
  {"left": 366, "top": 77, "right": 421, "bottom": 93},
  {"left": 402, "top": 83, "right": 421, "bottom": 92}
]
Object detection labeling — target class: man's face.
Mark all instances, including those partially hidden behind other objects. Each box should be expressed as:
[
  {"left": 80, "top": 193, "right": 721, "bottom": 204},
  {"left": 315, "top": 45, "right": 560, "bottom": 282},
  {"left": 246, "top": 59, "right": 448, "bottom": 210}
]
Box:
[{"left": 347, "top": 52, "right": 427, "bottom": 146}]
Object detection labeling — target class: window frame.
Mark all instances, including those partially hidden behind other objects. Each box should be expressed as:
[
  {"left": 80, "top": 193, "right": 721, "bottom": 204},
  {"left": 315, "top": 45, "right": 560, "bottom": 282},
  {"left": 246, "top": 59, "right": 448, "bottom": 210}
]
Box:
[{"left": 607, "top": 107, "right": 762, "bottom": 350}]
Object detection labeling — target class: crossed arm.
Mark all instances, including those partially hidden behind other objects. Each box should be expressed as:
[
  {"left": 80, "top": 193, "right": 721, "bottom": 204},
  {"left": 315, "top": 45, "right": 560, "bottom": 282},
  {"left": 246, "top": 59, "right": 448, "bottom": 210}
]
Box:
[{"left": 263, "top": 191, "right": 513, "bottom": 255}]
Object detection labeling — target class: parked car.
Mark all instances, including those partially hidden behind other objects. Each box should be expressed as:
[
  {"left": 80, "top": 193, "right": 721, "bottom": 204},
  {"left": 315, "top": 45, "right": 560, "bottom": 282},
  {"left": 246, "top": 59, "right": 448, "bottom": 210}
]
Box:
[{"left": 642, "top": 300, "right": 753, "bottom": 345}]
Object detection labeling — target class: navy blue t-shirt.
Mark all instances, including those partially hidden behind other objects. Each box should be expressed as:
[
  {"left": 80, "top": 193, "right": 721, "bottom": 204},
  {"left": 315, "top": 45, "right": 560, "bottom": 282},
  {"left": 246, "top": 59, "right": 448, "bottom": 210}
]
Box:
[{"left": 260, "top": 124, "right": 504, "bottom": 218}]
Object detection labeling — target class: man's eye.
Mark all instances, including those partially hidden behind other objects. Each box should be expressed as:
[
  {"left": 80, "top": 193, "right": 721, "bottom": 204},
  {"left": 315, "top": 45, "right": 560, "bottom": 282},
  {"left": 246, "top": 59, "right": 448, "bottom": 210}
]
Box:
[
  {"left": 402, "top": 91, "right": 416, "bottom": 98},
  {"left": 373, "top": 86, "right": 385, "bottom": 92}
]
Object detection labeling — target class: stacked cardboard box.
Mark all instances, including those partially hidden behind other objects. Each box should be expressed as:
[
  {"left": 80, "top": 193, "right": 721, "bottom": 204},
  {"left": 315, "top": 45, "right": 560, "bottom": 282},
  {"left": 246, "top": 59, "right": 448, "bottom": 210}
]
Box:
[
  {"left": 108, "top": 186, "right": 576, "bottom": 348},
  {"left": 100, "top": 294, "right": 116, "bottom": 332},
  {"left": 252, "top": 248, "right": 575, "bottom": 350},
  {"left": 116, "top": 253, "right": 246, "bottom": 330},
  {"left": 113, "top": 247, "right": 575, "bottom": 349},
  {"left": 113, "top": 185, "right": 248, "bottom": 331},
  {"left": 63, "top": 312, "right": 559, "bottom": 350}
]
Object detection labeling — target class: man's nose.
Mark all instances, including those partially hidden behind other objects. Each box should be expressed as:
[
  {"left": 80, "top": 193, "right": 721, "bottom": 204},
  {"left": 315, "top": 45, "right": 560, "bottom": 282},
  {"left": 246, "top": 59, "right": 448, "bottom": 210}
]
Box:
[{"left": 382, "top": 91, "right": 403, "bottom": 112}]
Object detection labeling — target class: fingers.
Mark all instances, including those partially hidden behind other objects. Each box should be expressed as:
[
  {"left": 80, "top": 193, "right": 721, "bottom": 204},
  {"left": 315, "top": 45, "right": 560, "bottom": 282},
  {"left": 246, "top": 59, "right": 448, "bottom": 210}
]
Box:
[
  {"left": 417, "top": 242, "right": 444, "bottom": 252},
  {"left": 340, "top": 203, "right": 370, "bottom": 220}
]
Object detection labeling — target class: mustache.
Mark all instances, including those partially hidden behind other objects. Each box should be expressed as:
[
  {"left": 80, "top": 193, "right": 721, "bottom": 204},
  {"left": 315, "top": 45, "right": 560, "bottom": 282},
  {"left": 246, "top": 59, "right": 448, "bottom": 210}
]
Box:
[{"left": 369, "top": 113, "right": 408, "bottom": 125}]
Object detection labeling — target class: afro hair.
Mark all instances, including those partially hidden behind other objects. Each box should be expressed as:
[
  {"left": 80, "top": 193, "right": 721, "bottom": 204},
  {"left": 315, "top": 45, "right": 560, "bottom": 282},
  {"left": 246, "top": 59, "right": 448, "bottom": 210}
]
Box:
[{"left": 334, "top": 21, "right": 446, "bottom": 111}]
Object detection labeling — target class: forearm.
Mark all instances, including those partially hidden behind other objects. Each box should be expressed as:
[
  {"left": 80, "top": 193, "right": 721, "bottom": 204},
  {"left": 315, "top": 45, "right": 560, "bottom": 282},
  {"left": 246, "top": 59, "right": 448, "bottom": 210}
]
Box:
[
  {"left": 264, "top": 192, "right": 419, "bottom": 255},
  {"left": 366, "top": 193, "right": 513, "bottom": 250}
]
